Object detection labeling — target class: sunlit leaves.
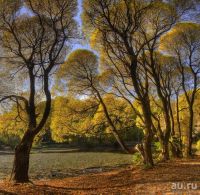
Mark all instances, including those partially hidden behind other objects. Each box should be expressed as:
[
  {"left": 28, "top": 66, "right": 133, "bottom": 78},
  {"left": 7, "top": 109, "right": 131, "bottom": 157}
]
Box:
[
  {"left": 93, "top": 95, "right": 136, "bottom": 134},
  {"left": 57, "top": 49, "right": 99, "bottom": 96},
  {"left": 160, "top": 22, "right": 200, "bottom": 54},
  {"left": 50, "top": 96, "right": 98, "bottom": 142}
]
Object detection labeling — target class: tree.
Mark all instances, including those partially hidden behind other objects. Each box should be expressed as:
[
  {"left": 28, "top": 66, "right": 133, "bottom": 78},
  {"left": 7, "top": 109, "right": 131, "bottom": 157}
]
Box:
[
  {"left": 0, "top": 0, "right": 78, "bottom": 182},
  {"left": 50, "top": 95, "right": 142, "bottom": 147},
  {"left": 160, "top": 22, "right": 200, "bottom": 157},
  {"left": 146, "top": 53, "right": 178, "bottom": 160},
  {"left": 82, "top": 0, "right": 193, "bottom": 166},
  {"left": 57, "top": 49, "right": 133, "bottom": 153}
]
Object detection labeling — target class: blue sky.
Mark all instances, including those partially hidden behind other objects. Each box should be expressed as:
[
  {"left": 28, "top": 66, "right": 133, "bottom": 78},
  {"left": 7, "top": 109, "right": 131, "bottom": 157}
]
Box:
[
  {"left": 72, "top": 0, "right": 91, "bottom": 52},
  {"left": 74, "top": 0, "right": 83, "bottom": 27}
]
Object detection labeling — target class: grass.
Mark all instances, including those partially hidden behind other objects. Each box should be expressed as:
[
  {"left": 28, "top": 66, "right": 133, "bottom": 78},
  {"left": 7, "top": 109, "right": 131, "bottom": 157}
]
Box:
[{"left": 0, "top": 148, "right": 133, "bottom": 180}]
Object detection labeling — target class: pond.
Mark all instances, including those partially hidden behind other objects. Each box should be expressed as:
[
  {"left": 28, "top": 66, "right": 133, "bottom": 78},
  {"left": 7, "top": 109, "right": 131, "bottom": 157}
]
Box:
[{"left": 0, "top": 149, "right": 133, "bottom": 180}]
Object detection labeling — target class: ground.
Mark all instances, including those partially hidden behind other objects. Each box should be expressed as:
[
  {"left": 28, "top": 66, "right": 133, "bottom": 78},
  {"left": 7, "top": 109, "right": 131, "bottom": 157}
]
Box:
[{"left": 0, "top": 156, "right": 200, "bottom": 195}]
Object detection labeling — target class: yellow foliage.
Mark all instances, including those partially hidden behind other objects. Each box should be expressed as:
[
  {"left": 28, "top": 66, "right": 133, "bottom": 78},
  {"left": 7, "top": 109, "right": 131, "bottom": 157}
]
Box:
[
  {"left": 160, "top": 22, "right": 200, "bottom": 53},
  {"left": 0, "top": 108, "right": 28, "bottom": 138},
  {"left": 50, "top": 96, "right": 97, "bottom": 142}
]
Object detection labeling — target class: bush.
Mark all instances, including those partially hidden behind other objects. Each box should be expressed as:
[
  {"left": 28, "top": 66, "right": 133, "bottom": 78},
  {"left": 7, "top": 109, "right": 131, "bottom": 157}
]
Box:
[
  {"left": 152, "top": 141, "right": 163, "bottom": 161},
  {"left": 0, "top": 134, "right": 20, "bottom": 149},
  {"left": 196, "top": 140, "right": 200, "bottom": 151},
  {"left": 154, "top": 141, "right": 162, "bottom": 152},
  {"left": 132, "top": 152, "right": 143, "bottom": 165}
]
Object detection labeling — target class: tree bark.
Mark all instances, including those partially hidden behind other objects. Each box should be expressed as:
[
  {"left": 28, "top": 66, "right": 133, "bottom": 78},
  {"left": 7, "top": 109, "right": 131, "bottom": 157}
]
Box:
[
  {"left": 140, "top": 98, "right": 154, "bottom": 167},
  {"left": 143, "top": 131, "right": 154, "bottom": 167},
  {"left": 186, "top": 107, "right": 194, "bottom": 158},
  {"left": 11, "top": 132, "right": 34, "bottom": 182},
  {"left": 161, "top": 140, "right": 170, "bottom": 161},
  {"left": 130, "top": 62, "right": 154, "bottom": 167}
]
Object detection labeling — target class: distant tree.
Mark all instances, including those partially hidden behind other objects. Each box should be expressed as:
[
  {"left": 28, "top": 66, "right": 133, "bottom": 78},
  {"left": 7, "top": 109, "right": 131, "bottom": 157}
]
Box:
[
  {"left": 50, "top": 96, "right": 98, "bottom": 142},
  {"left": 160, "top": 22, "right": 200, "bottom": 157},
  {"left": 57, "top": 49, "right": 132, "bottom": 153}
]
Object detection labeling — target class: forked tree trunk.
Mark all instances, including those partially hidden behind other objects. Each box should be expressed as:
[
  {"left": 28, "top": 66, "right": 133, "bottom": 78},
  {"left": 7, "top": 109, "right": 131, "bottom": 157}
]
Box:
[
  {"left": 11, "top": 74, "right": 51, "bottom": 183},
  {"left": 153, "top": 75, "right": 171, "bottom": 161},
  {"left": 11, "top": 132, "right": 34, "bottom": 183}
]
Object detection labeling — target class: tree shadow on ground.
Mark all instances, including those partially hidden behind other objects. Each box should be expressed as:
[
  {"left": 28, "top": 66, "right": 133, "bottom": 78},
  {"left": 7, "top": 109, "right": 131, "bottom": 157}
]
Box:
[
  {"left": 34, "top": 158, "right": 200, "bottom": 193},
  {"left": 0, "top": 190, "right": 17, "bottom": 195},
  {"left": 1, "top": 157, "right": 200, "bottom": 194},
  {"left": 0, "top": 152, "right": 14, "bottom": 155}
]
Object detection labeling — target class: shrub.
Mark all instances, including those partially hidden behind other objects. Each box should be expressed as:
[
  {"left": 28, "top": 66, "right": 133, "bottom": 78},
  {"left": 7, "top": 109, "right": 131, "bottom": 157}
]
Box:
[
  {"left": 0, "top": 134, "right": 20, "bottom": 149},
  {"left": 152, "top": 141, "right": 163, "bottom": 161},
  {"left": 132, "top": 152, "right": 143, "bottom": 165},
  {"left": 196, "top": 140, "right": 200, "bottom": 151}
]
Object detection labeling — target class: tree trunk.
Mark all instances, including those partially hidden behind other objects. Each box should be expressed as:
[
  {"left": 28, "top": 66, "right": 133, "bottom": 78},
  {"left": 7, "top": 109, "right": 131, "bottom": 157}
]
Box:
[
  {"left": 11, "top": 74, "right": 52, "bottom": 183},
  {"left": 143, "top": 132, "right": 154, "bottom": 167},
  {"left": 154, "top": 81, "right": 171, "bottom": 160},
  {"left": 11, "top": 133, "right": 34, "bottom": 183},
  {"left": 130, "top": 63, "right": 154, "bottom": 167},
  {"left": 170, "top": 139, "right": 183, "bottom": 158},
  {"left": 141, "top": 99, "right": 154, "bottom": 167},
  {"left": 142, "top": 104, "right": 154, "bottom": 167},
  {"left": 161, "top": 140, "right": 169, "bottom": 161},
  {"left": 94, "top": 88, "right": 131, "bottom": 154},
  {"left": 150, "top": 57, "right": 172, "bottom": 161},
  {"left": 185, "top": 108, "right": 193, "bottom": 158},
  {"left": 176, "top": 93, "right": 183, "bottom": 155}
]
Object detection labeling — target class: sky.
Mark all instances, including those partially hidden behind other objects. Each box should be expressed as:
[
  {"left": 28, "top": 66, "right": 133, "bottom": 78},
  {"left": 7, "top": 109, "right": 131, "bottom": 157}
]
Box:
[{"left": 72, "top": 0, "right": 91, "bottom": 52}]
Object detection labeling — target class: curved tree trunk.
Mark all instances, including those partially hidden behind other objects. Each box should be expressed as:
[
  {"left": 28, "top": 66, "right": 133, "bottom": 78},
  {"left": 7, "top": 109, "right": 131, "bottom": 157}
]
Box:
[
  {"left": 94, "top": 88, "right": 131, "bottom": 153},
  {"left": 11, "top": 132, "right": 34, "bottom": 182},
  {"left": 151, "top": 71, "right": 171, "bottom": 161},
  {"left": 11, "top": 75, "right": 51, "bottom": 182}
]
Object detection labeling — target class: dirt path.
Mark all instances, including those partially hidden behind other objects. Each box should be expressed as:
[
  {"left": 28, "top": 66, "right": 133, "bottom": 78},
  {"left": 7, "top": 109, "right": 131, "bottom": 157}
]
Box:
[{"left": 0, "top": 157, "right": 200, "bottom": 195}]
